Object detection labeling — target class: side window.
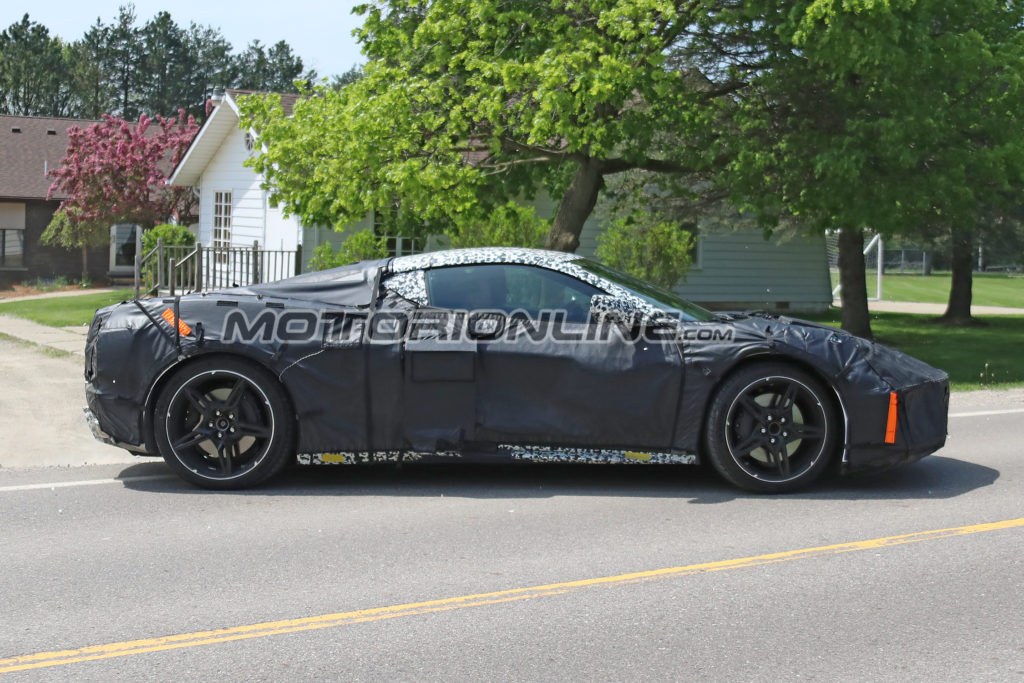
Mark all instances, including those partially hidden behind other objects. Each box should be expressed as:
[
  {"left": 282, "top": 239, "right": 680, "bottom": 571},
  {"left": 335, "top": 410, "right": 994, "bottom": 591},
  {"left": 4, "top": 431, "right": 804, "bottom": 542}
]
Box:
[{"left": 425, "top": 265, "right": 602, "bottom": 322}]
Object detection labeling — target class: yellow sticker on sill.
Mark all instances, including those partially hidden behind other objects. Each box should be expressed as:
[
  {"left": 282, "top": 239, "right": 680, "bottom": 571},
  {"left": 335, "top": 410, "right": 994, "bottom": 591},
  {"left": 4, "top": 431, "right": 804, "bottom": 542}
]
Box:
[
  {"left": 625, "top": 451, "right": 651, "bottom": 461},
  {"left": 319, "top": 453, "right": 347, "bottom": 463}
]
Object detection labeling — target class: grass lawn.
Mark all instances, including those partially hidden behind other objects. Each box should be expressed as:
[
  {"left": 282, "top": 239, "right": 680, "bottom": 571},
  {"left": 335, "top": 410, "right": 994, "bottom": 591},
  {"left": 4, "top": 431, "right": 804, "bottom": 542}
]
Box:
[
  {"left": 806, "top": 309, "right": 1024, "bottom": 390},
  {"left": 0, "top": 290, "right": 133, "bottom": 327},
  {"left": 840, "top": 270, "right": 1024, "bottom": 307}
]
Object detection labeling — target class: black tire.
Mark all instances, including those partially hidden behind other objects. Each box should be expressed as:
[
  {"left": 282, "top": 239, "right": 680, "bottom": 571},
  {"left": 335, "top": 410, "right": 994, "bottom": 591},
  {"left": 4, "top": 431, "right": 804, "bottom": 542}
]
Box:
[
  {"left": 704, "top": 362, "right": 838, "bottom": 493},
  {"left": 153, "top": 357, "right": 294, "bottom": 490}
]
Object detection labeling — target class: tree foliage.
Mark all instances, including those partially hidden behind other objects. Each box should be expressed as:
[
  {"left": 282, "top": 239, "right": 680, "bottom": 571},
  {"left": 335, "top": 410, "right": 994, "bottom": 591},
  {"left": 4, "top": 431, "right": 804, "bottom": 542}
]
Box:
[
  {"left": 0, "top": 14, "right": 72, "bottom": 115},
  {"left": 308, "top": 230, "right": 389, "bottom": 271},
  {"left": 234, "top": 40, "right": 316, "bottom": 92},
  {"left": 47, "top": 112, "right": 199, "bottom": 230},
  {"left": 141, "top": 223, "right": 196, "bottom": 252},
  {"left": 724, "top": 0, "right": 1024, "bottom": 333},
  {"left": 0, "top": 8, "right": 318, "bottom": 120},
  {"left": 597, "top": 212, "right": 694, "bottom": 289},
  {"left": 239, "top": 0, "right": 734, "bottom": 254}
]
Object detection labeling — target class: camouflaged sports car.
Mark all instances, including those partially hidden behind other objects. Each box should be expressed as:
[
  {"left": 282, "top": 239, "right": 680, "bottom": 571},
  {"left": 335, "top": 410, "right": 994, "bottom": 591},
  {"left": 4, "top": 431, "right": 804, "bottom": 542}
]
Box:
[{"left": 84, "top": 247, "right": 949, "bottom": 493}]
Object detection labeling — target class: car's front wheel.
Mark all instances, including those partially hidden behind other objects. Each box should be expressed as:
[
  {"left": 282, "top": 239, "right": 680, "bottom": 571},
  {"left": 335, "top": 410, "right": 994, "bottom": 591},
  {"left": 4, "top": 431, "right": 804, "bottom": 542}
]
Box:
[
  {"left": 153, "top": 357, "right": 294, "bottom": 489},
  {"left": 704, "top": 362, "right": 838, "bottom": 493}
]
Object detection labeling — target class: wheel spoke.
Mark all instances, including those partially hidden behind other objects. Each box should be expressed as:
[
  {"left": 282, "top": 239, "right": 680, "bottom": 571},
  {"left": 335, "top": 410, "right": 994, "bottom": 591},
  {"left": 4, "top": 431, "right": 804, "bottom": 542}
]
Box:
[
  {"left": 235, "top": 421, "right": 272, "bottom": 439},
  {"left": 224, "top": 379, "right": 248, "bottom": 411},
  {"left": 788, "top": 422, "right": 824, "bottom": 440},
  {"left": 768, "top": 441, "right": 791, "bottom": 476},
  {"left": 731, "top": 430, "right": 765, "bottom": 457},
  {"left": 217, "top": 444, "right": 234, "bottom": 475},
  {"left": 173, "top": 429, "right": 208, "bottom": 451},
  {"left": 736, "top": 394, "right": 765, "bottom": 421},
  {"left": 183, "top": 387, "right": 210, "bottom": 413},
  {"left": 772, "top": 383, "right": 797, "bottom": 412}
]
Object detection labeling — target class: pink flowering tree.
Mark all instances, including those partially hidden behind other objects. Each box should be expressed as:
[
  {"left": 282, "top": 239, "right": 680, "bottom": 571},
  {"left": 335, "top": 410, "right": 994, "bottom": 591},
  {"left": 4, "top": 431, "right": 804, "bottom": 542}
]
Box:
[{"left": 44, "top": 111, "right": 199, "bottom": 280}]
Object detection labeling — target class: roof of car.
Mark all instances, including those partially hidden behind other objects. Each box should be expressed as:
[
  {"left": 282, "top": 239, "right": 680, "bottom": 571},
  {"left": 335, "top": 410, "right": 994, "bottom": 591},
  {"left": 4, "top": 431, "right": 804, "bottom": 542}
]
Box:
[{"left": 389, "top": 247, "right": 580, "bottom": 273}]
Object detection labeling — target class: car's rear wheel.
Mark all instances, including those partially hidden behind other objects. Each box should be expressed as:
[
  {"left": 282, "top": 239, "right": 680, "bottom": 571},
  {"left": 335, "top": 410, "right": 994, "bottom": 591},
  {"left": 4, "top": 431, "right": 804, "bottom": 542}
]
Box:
[
  {"left": 704, "top": 362, "right": 838, "bottom": 493},
  {"left": 153, "top": 357, "right": 294, "bottom": 489}
]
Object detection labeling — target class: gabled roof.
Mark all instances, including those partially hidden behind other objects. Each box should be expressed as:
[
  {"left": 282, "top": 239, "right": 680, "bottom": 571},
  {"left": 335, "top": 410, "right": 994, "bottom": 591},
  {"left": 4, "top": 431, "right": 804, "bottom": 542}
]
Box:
[
  {"left": 225, "top": 89, "right": 300, "bottom": 116},
  {"left": 168, "top": 89, "right": 300, "bottom": 187},
  {"left": 0, "top": 115, "right": 99, "bottom": 201}
]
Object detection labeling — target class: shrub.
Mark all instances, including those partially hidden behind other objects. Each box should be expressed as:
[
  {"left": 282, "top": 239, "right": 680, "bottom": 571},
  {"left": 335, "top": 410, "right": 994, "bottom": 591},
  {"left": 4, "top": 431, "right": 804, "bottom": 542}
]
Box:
[
  {"left": 142, "top": 223, "right": 196, "bottom": 253},
  {"left": 308, "top": 231, "right": 389, "bottom": 271},
  {"left": 141, "top": 224, "right": 197, "bottom": 285},
  {"left": 596, "top": 213, "right": 694, "bottom": 289}
]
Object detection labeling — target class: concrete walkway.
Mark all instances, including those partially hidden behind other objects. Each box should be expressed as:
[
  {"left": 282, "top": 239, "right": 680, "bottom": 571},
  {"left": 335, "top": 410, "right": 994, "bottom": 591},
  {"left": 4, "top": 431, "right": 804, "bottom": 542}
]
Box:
[
  {"left": 837, "top": 300, "right": 1024, "bottom": 316},
  {"left": 0, "top": 287, "right": 117, "bottom": 303},
  {"left": 0, "top": 315, "right": 89, "bottom": 356}
]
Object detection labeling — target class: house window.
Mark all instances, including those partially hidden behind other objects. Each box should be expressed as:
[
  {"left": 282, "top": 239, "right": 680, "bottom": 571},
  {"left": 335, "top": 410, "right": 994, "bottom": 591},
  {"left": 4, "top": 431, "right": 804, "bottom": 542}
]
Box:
[
  {"left": 0, "top": 228, "right": 24, "bottom": 268},
  {"left": 373, "top": 209, "right": 422, "bottom": 257},
  {"left": 0, "top": 203, "right": 26, "bottom": 269},
  {"left": 213, "top": 191, "right": 232, "bottom": 263}
]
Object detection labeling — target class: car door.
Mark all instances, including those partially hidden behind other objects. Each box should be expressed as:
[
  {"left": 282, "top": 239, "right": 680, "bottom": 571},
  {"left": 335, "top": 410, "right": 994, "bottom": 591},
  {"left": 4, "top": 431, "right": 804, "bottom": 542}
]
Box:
[{"left": 424, "top": 263, "right": 685, "bottom": 450}]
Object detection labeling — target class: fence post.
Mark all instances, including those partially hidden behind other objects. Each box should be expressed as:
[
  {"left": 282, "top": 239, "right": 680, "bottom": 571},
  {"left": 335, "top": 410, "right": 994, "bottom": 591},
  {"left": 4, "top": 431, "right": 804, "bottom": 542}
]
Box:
[
  {"left": 252, "top": 240, "right": 260, "bottom": 285},
  {"left": 133, "top": 227, "right": 142, "bottom": 300},
  {"left": 156, "top": 238, "right": 164, "bottom": 292},
  {"left": 169, "top": 258, "right": 176, "bottom": 297},
  {"left": 195, "top": 242, "right": 203, "bottom": 292},
  {"left": 294, "top": 243, "right": 302, "bottom": 276}
]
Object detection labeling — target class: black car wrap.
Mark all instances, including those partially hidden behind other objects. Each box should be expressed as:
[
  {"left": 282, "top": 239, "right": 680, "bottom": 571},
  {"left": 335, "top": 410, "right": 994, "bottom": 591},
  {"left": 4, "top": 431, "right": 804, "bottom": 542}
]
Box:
[{"left": 83, "top": 248, "right": 949, "bottom": 491}]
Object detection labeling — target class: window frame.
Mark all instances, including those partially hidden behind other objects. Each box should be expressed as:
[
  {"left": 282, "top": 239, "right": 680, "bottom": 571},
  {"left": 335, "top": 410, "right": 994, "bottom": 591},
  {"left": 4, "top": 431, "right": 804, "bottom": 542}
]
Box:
[
  {"left": 0, "top": 227, "right": 25, "bottom": 269},
  {"left": 212, "top": 191, "right": 233, "bottom": 264}
]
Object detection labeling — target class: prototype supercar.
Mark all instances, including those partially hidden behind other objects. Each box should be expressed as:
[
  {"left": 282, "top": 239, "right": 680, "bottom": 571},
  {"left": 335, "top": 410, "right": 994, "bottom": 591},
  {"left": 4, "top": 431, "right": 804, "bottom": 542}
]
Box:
[{"left": 84, "top": 247, "right": 949, "bottom": 492}]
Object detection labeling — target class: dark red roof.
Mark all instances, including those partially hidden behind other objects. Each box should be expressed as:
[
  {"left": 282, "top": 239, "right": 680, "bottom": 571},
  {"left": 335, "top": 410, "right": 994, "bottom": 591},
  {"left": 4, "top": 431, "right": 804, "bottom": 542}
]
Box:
[{"left": 0, "top": 115, "right": 99, "bottom": 201}]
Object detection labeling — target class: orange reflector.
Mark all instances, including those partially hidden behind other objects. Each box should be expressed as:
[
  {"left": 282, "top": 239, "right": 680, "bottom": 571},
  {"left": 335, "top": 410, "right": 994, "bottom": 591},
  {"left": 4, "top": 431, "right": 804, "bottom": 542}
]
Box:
[
  {"left": 161, "top": 308, "right": 192, "bottom": 336},
  {"left": 884, "top": 392, "right": 898, "bottom": 444}
]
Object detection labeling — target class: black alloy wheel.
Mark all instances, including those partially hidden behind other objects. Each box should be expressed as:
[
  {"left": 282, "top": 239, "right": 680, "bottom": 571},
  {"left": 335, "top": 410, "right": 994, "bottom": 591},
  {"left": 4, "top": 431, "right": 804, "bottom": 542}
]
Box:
[
  {"left": 705, "top": 362, "right": 838, "bottom": 493},
  {"left": 153, "top": 357, "right": 294, "bottom": 489}
]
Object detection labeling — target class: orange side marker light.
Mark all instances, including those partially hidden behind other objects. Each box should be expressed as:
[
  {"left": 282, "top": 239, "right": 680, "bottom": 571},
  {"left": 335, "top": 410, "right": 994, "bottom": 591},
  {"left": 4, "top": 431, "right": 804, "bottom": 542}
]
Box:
[
  {"left": 161, "top": 308, "right": 192, "bottom": 336},
  {"left": 884, "top": 391, "right": 898, "bottom": 444}
]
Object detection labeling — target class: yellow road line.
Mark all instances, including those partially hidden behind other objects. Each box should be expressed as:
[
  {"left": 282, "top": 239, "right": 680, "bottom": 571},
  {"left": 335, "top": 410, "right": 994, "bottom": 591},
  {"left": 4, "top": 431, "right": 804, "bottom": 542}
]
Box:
[{"left": 2, "top": 517, "right": 1022, "bottom": 674}]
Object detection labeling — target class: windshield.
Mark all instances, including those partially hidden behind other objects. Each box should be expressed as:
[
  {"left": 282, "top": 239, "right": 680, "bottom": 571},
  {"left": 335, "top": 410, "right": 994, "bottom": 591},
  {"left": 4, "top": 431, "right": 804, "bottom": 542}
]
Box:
[{"left": 574, "top": 258, "right": 718, "bottom": 322}]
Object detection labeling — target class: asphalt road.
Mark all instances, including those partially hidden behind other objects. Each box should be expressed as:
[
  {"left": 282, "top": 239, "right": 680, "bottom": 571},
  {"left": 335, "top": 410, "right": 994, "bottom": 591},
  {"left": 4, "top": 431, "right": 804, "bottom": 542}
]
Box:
[{"left": 0, "top": 344, "right": 1022, "bottom": 680}]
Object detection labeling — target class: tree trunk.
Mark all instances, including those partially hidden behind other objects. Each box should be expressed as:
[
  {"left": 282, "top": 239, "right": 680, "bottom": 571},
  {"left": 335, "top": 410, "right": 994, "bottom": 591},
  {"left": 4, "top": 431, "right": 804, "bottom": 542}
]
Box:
[
  {"left": 939, "top": 226, "right": 976, "bottom": 324},
  {"left": 81, "top": 245, "right": 89, "bottom": 283},
  {"left": 545, "top": 157, "right": 603, "bottom": 253},
  {"left": 838, "top": 227, "right": 873, "bottom": 339}
]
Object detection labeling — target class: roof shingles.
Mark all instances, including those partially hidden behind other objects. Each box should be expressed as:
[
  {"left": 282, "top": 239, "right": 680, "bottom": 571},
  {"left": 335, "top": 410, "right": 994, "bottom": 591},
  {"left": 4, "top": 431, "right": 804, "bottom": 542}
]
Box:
[{"left": 0, "top": 115, "right": 98, "bottom": 201}]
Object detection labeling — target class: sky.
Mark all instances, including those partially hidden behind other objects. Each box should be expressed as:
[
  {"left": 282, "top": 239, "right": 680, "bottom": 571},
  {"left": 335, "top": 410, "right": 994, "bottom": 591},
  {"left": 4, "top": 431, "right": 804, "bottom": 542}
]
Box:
[{"left": 3, "top": 1, "right": 366, "bottom": 79}]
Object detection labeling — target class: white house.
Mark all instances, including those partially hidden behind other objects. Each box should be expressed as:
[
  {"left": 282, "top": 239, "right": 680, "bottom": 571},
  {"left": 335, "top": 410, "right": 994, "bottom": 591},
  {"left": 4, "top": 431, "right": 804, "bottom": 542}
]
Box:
[
  {"left": 170, "top": 90, "right": 832, "bottom": 312},
  {"left": 168, "top": 89, "right": 303, "bottom": 285}
]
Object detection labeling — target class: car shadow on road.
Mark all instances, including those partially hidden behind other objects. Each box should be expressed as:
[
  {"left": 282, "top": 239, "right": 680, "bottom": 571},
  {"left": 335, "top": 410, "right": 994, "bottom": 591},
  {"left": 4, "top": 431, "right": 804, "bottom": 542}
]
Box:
[{"left": 117, "top": 454, "right": 997, "bottom": 502}]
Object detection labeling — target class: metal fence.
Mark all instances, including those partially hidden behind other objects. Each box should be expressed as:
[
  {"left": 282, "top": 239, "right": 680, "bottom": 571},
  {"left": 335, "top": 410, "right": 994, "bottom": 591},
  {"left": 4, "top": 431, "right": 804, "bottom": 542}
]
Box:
[{"left": 135, "top": 237, "right": 302, "bottom": 299}]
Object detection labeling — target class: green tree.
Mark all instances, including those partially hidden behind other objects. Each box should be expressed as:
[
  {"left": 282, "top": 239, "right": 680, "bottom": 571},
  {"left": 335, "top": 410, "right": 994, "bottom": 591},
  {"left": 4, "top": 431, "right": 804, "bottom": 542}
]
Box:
[
  {"left": 41, "top": 208, "right": 107, "bottom": 282},
  {"left": 725, "top": 0, "right": 1024, "bottom": 336},
  {"left": 67, "top": 21, "right": 111, "bottom": 119},
  {"left": 0, "top": 14, "right": 72, "bottom": 116},
  {"left": 234, "top": 40, "right": 316, "bottom": 92},
  {"left": 183, "top": 23, "right": 236, "bottom": 118},
  {"left": 139, "top": 12, "right": 193, "bottom": 117},
  {"left": 103, "top": 5, "right": 144, "bottom": 119},
  {"left": 238, "top": 1, "right": 733, "bottom": 256}
]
